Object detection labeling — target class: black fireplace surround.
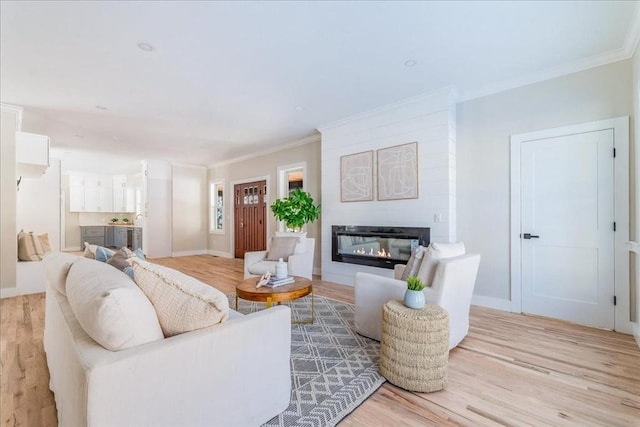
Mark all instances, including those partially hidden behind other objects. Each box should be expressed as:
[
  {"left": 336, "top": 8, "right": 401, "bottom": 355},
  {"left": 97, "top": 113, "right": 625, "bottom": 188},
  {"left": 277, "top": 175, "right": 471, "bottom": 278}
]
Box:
[{"left": 332, "top": 225, "right": 430, "bottom": 269}]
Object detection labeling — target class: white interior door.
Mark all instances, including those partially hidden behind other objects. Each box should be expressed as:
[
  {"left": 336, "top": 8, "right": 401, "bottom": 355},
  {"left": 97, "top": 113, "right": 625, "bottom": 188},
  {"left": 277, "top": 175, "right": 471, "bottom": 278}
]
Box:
[{"left": 520, "top": 129, "right": 615, "bottom": 329}]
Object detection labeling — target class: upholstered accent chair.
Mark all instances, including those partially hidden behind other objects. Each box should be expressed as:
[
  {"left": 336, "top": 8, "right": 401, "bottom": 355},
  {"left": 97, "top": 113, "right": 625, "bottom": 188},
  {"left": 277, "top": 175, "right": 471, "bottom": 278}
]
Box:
[
  {"left": 244, "top": 236, "right": 315, "bottom": 280},
  {"left": 354, "top": 242, "right": 480, "bottom": 350}
]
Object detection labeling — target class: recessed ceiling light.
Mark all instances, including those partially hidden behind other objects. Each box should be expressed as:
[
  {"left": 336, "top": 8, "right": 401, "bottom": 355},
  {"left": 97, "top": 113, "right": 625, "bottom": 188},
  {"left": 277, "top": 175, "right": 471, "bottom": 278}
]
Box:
[
  {"left": 137, "top": 42, "right": 155, "bottom": 52},
  {"left": 295, "top": 106, "right": 305, "bottom": 112},
  {"left": 95, "top": 105, "right": 108, "bottom": 110},
  {"left": 404, "top": 59, "right": 417, "bottom": 67}
]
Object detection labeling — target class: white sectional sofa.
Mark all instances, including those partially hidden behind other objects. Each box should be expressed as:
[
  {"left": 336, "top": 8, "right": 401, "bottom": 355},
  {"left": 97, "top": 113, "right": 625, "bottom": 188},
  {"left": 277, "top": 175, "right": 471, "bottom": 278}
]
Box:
[{"left": 43, "top": 252, "right": 291, "bottom": 427}]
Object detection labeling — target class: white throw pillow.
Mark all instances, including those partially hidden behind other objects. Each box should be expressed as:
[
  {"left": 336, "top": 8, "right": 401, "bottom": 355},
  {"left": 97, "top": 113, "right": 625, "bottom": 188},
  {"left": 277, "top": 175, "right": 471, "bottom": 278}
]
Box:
[
  {"left": 42, "top": 252, "right": 80, "bottom": 295},
  {"left": 66, "top": 257, "right": 164, "bottom": 351},
  {"left": 417, "top": 242, "right": 466, "bottom": 286},
  {"left": 266, "top": 236, "right": 298, "bottom": 261},
  {"left": 276, "top": 231, "right": 307, "bottom": 254},
  {"left": 400, "top": 245, "right": 427, "bottom": 280},
  {"left": 129, "top": 258, "right": 229, "bottom": 337}
]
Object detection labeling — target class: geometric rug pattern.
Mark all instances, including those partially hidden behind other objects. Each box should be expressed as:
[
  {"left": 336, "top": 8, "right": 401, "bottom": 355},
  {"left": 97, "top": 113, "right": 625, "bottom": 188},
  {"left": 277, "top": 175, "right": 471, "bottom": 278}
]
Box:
[{"left": 230, "top": 294, "right": 385, "bottom": 427}]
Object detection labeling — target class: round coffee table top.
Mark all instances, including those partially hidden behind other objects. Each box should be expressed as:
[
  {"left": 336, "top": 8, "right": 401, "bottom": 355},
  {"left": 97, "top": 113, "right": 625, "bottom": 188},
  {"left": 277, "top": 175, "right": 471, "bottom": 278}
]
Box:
[{"left": 236, "top": 276, "right": 313, "bottom": 304}]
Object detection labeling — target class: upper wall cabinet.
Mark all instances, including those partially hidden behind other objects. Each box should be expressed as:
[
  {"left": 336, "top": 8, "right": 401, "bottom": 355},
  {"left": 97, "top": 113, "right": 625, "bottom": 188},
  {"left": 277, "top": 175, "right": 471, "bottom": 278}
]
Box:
[
  {"left": 113, "top": 175, "right": 136, "bottom": 213},
  {"left": 69, "top": 173, "right": 113, "bottom": 212},
  {"left": 16, "top": 131, "right": 49, "bottom": 178}
]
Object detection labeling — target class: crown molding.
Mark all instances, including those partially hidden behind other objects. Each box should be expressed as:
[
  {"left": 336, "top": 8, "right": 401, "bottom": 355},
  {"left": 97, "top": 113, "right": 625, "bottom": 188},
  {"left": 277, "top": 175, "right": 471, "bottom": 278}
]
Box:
[
  {"left": 460, "top": 47, "right": 633, "bottom": 103},
  {"left": 461, "top": 6, "right": 640, "bottom": 103},
  {"left": 170, "top": 162, "right": 208, "bottom": 170},
  {"left": 317, "top": 86, "right": 458, "bottom": 133},
  {"left": 210, "top": 133, "right": 321, "bottom": 168}
]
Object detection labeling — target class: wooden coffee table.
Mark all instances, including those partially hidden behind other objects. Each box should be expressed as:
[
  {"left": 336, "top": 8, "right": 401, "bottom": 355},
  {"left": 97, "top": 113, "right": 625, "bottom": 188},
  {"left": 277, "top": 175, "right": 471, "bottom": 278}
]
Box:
[{"left": 235, "top": 276, "right": 315, "bottom": 324}]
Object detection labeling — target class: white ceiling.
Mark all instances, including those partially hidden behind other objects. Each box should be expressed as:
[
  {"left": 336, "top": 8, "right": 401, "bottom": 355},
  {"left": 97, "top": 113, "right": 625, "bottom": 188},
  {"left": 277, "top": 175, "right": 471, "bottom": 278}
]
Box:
[{"left": 1, "top": 1, "right": 638, "bottom": 169}]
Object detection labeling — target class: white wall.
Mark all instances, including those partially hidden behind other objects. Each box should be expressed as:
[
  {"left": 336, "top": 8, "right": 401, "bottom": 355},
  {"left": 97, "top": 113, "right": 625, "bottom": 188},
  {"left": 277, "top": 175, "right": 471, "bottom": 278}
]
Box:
[
  {"left": 172, "top": 164, "right": 208, "bottom": 256},
  {"left": 319, "top": 88, "right": 457, "bottom": 285},
  {"left": 17, "top": 158, "right": 61, "bottom": 251},
  {"left": 457, "top": 60, "right": 633, "bottom": 309}
]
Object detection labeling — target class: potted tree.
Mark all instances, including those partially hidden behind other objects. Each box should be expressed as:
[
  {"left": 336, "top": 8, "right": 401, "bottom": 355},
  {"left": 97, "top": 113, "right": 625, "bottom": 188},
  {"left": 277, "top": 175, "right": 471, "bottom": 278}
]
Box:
[
  {"left": 270, "top": 189, "right": 321, "bottom": 232},
  {"left": 404, "top": 276, "right": 426, "bottom": 309}
]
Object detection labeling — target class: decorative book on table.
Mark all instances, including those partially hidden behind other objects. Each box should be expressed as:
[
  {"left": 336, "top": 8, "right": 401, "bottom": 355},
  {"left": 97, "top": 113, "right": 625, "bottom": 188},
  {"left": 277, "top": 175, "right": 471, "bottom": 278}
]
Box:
[{"left": 265, "top": 275, "right": 295, "bottom": 287}]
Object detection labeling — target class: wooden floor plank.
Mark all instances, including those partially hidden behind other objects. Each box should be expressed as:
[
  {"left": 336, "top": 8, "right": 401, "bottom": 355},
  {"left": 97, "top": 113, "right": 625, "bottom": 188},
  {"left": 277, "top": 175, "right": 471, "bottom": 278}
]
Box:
[{"left": 0, "top": 254, "right": 638, "bottom": 427}]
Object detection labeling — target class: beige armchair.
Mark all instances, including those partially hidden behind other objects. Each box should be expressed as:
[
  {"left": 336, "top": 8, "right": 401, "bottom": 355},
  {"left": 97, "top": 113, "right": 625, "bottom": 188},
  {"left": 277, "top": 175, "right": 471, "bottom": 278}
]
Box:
[
  {"left": 244, "top": 238, "right": 315, "bottom": 280},
  {"left": 354, "top": 244, "right": 480, "bottom": 350}
]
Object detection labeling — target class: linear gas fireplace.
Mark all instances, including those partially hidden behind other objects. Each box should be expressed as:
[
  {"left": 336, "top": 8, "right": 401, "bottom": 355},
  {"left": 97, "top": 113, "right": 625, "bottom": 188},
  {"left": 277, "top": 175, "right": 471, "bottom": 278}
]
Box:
[{"left": 332, "top": 225, "right": 430, "bottom": 269}]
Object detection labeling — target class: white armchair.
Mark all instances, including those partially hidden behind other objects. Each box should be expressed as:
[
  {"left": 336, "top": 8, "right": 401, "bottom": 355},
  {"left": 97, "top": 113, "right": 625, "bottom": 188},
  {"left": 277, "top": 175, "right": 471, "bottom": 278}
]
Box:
[
  {"left": 244, "top": 238, "right": 315, "bottom": 280},
  {"left": 354, "top": 252, "right": 480, "bottom": 349}
]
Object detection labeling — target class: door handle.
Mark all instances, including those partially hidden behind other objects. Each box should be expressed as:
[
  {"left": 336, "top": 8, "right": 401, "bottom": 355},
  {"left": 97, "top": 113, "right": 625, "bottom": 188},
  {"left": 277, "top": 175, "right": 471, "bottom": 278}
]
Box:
[{"left": 522, "top": 233, "right": 539, "bottom": 239}]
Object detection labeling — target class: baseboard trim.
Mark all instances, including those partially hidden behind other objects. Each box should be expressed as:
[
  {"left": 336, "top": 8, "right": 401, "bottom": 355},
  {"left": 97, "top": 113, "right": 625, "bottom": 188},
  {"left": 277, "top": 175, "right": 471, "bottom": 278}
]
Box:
[
  {"left": 172, "top": 250, "right": 209, "bottom": 257},
  {"left": 208, "top": 250, "right": 233, "bottom": 258},
  {"left": 471, "top": 294, "right": 513, "bottom": 312},
  {"left": 64, "top": 246, "right": 81, "bottom": 252},
  {"left": 0, "top": 287, "right": 19, "bottom": 299}
]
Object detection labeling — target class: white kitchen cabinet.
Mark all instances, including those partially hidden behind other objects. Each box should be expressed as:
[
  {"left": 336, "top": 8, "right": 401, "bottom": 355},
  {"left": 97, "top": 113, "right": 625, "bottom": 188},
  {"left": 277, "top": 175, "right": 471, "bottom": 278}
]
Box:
[
  {"left": 113, "top": 175, "right": 136, "bottom": 213},
  {"left": 16, "top": 131, "right": 49, "bottom": 177},
  {"left": 68, "top": 173, "right": 114, "bottom": 212}
]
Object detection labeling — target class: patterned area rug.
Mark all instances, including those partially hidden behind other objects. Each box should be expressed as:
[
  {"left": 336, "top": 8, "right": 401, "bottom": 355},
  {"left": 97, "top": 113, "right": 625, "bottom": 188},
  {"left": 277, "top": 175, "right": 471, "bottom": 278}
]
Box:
[{"left": 229, "top": 294, "right": 385, "bottom": 427}]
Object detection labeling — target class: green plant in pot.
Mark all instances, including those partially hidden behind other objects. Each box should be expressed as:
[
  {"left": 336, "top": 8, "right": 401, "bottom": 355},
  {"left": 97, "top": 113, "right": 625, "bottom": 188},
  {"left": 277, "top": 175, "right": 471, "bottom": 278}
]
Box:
[
  {"left": 270, "top": 189, "right": 321, "bottom": 232},
  {"left": 404, "top": 276, "right": 426, "bottom": 309},
  {"left": 110, "top": 218, "right": 119, "bottom": 224}
]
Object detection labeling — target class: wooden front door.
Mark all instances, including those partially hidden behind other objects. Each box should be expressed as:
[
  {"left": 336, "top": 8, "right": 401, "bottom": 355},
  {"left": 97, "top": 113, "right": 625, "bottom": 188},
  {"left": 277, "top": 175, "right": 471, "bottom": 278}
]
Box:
[{"left": 234, "top": 180, "right": 267, "bottom": 258}]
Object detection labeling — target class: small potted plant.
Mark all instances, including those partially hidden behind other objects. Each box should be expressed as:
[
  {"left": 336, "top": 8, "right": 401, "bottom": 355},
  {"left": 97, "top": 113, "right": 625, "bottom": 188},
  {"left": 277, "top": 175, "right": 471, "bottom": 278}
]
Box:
[
  {"left": 122, "top": 218, "right": 130, "bottom": 224},
  {"left": 404, "top": 276, "right": 425, "bottom": 309},
  {"left": 110, "top": 218, "right": 119, "bottom": 224},
  {"left": 270, "top": 189, "right": 321, "bottom": 232}
]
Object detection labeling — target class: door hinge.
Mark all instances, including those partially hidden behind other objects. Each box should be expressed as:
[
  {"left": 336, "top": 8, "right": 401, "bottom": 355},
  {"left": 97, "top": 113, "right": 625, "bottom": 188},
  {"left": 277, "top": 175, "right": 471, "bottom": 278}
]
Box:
[
  {"left": 613, "top": 222, "right": 616, "bottom": 232},
  {"left": 613, "top": 148, "right": 616, "bottom": 158},
  {"left": 613, "top": 295, "right": 617, "bottom": 306}
]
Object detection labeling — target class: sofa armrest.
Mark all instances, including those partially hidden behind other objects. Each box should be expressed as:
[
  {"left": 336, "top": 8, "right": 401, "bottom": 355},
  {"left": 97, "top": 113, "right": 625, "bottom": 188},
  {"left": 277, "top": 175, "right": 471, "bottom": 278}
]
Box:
[
  {"left": 287, "top": 252, "right": 312, "bottom": 280},
  {"left": 244, "top": 249, "right": 268, "bottom": 278},
  {"left": 87, "top": 306, "right": 292, "bottom": 426},
  {"left": 354, "top": 272, "right": 405, "bottom": 341}
]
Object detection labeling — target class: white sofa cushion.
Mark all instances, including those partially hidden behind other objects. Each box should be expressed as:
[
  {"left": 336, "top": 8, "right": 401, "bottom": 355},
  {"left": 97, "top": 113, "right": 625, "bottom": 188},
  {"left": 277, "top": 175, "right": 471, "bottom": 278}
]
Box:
[
  {"left": 417, "top": 242, "right": 466, "bottom": 286},
  {"left": 42, "top": 252, "right": 80, "bottom": 295},
  {"left": 66, "top": 257, "right": 164, "bottom": 351},
  {"left": 130, "top": 258, "right": 229, "bottom": 337}
]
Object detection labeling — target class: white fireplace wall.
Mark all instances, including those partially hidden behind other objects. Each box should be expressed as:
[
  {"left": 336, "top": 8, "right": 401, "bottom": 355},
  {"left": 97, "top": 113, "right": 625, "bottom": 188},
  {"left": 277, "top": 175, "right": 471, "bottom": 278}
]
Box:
[{"left": 318, "top": 88, "right": 457, "bottom": 285}]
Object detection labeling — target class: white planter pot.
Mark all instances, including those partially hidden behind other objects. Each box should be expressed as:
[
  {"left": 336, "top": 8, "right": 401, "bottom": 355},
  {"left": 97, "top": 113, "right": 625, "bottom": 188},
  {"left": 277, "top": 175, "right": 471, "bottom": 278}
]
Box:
[{"left": 403, "top": 289, "right": 425, "bottom": 309}]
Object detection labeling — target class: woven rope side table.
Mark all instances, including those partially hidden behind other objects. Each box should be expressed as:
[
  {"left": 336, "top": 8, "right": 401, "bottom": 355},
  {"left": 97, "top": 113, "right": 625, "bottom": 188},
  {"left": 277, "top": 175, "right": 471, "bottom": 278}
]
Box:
[{"left": 379, "top": 299, "right": 449, "bottom": 392}]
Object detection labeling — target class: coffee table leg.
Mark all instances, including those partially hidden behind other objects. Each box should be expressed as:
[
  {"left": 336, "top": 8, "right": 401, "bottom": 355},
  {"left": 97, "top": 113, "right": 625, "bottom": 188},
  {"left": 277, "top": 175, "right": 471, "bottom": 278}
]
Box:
[
  {"left": 292, "top": 292, "right": 315, "bottom": 325},
  {"left": 235, "top": 295, "right": 238, "bottom": 310}
]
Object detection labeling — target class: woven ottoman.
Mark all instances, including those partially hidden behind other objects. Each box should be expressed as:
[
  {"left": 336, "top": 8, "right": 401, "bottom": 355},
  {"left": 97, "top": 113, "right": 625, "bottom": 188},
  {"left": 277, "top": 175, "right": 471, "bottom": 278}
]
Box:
[{"left": 379, "top": 299, "right": 449, "bottom": 392}]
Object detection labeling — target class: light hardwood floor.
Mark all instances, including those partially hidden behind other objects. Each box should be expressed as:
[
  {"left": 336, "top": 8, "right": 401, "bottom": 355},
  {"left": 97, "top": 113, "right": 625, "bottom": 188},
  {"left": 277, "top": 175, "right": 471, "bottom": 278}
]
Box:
[{"left": 1, "top": 255, "right": 639, "bottom": 426}]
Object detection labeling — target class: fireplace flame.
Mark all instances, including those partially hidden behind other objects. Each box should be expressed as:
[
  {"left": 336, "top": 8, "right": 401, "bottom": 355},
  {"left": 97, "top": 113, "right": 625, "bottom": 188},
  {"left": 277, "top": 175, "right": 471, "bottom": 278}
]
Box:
[{"left": 352, "top": 247, "right": 392, "bottom": 258}]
